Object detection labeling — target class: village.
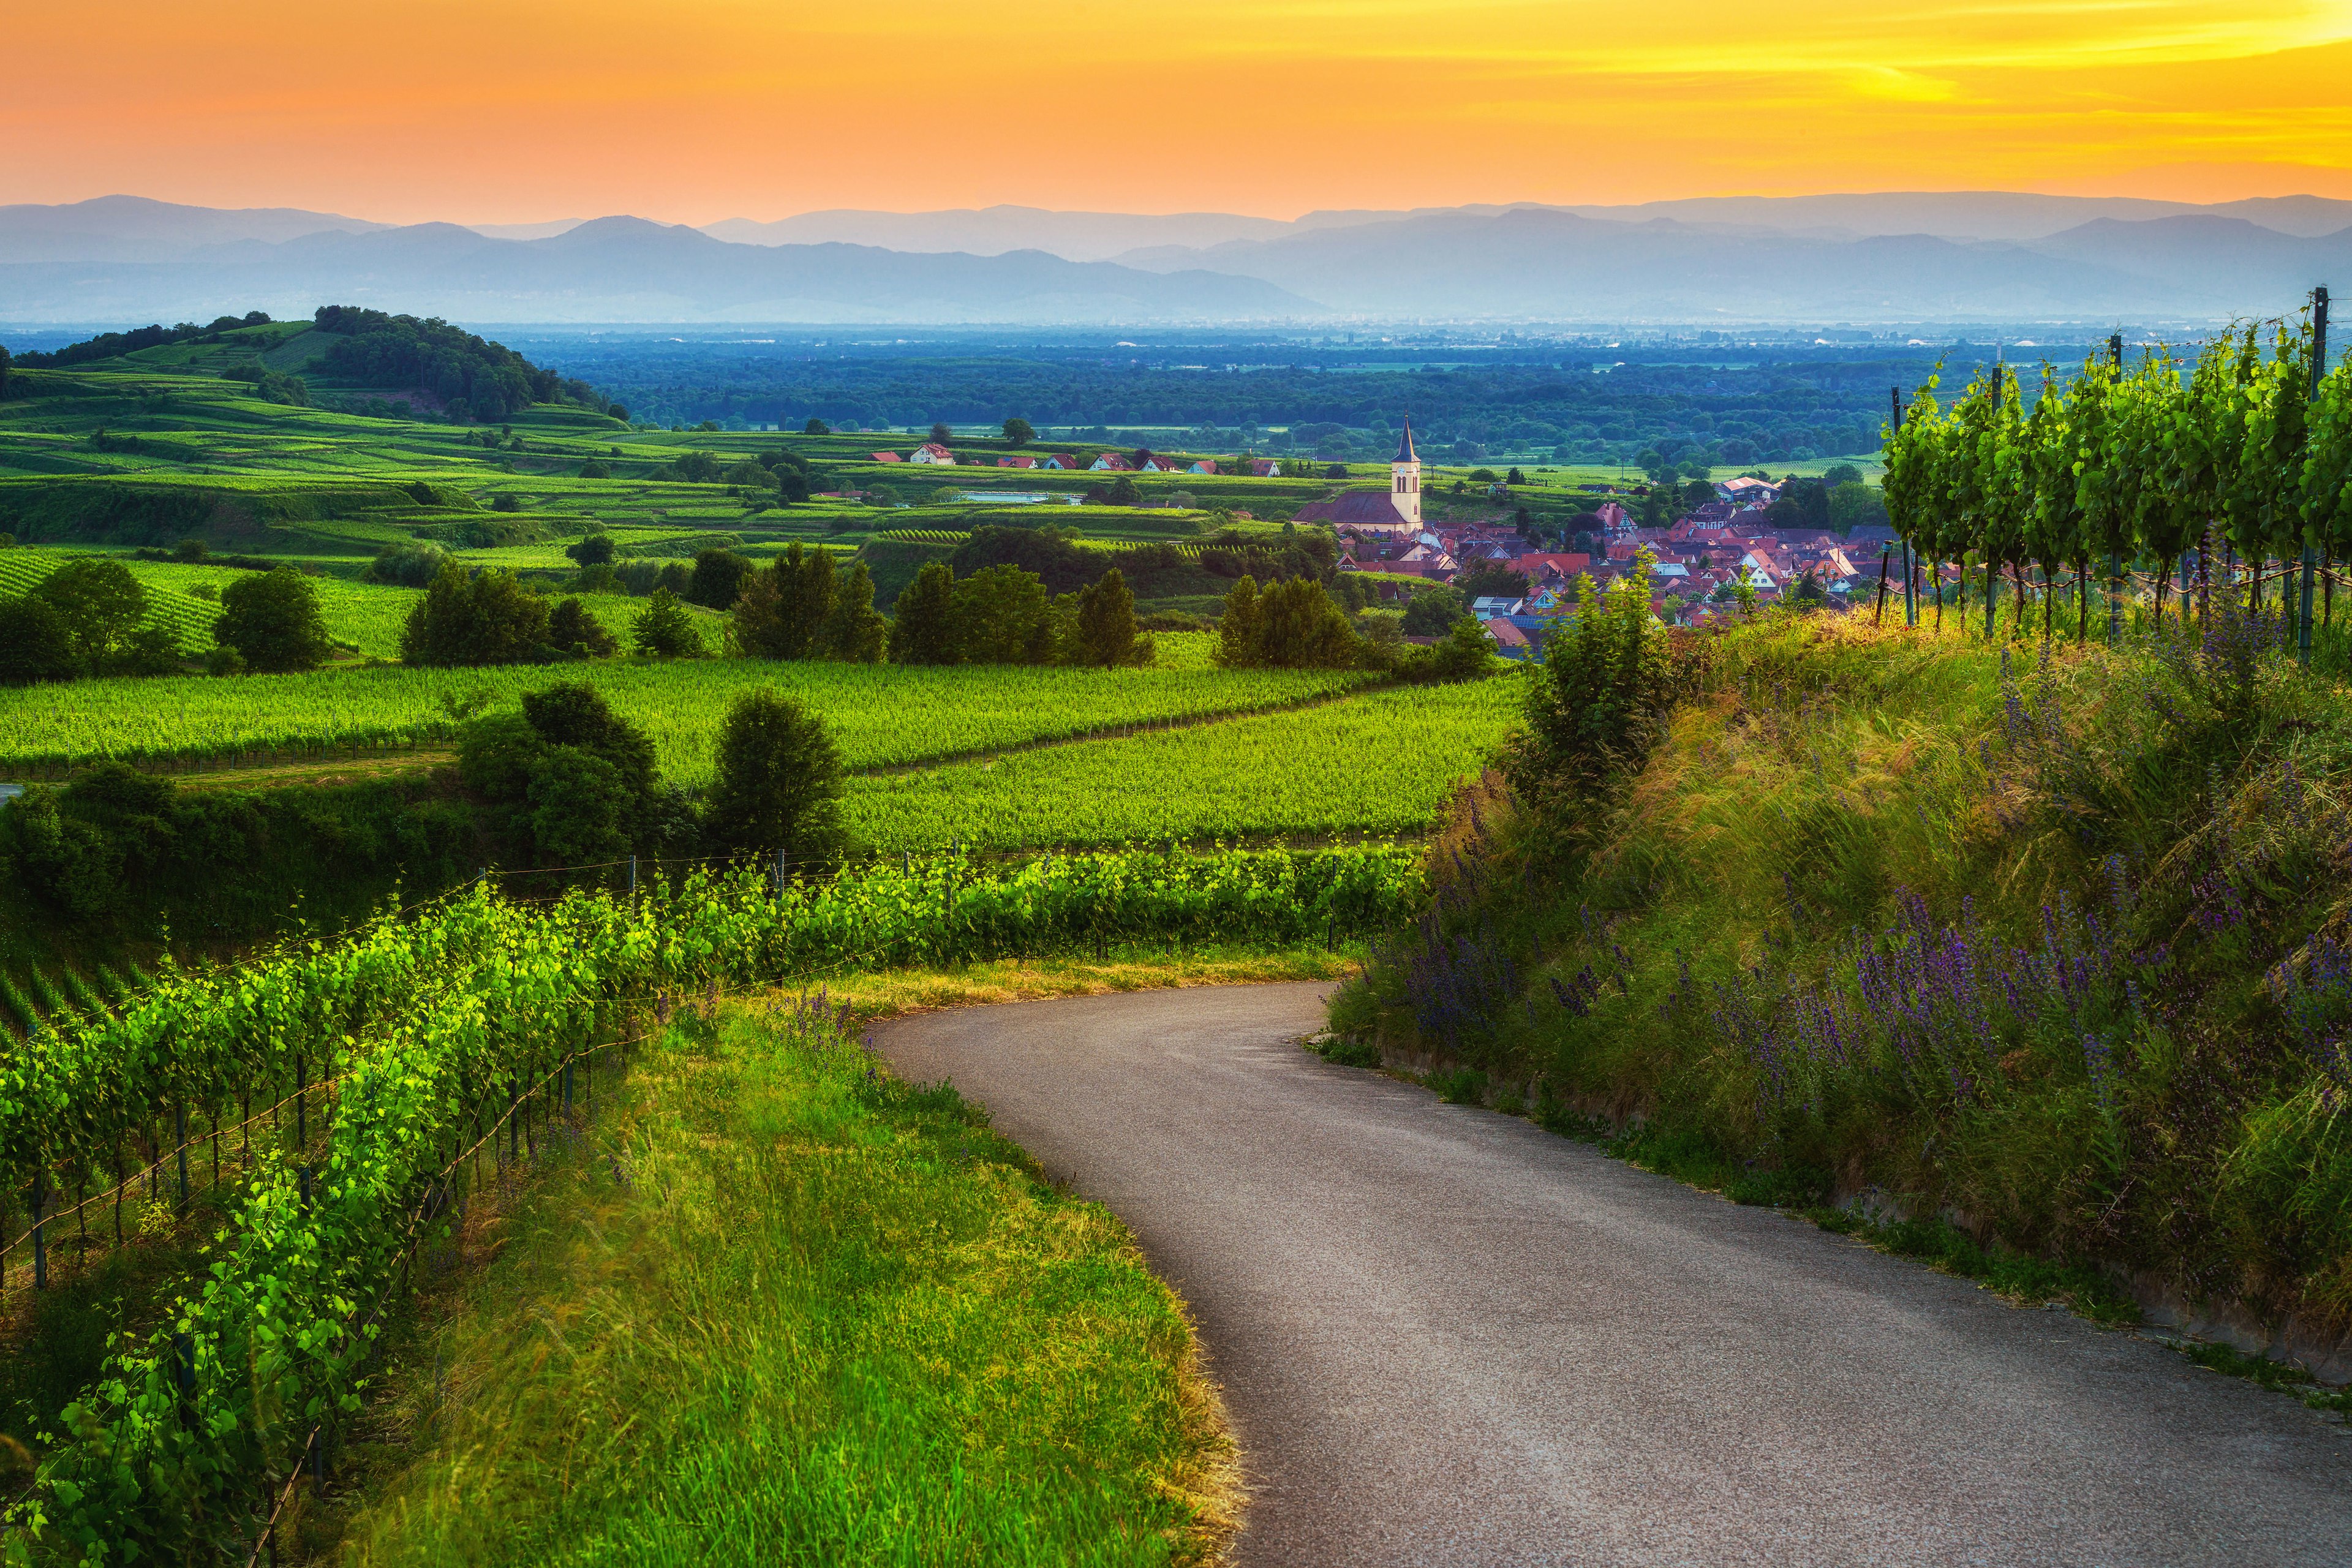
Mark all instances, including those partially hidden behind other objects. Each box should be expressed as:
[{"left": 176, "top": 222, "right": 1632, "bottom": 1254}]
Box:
[
  {"left": 858, "top": 421, "right": 1907, "bottom": 658},
  {"left": 1317, "top": 423, "right": 1904, "bottom": 657}
]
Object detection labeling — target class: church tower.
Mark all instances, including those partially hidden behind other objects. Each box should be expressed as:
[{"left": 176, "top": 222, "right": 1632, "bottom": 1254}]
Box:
[{"left": 1390, "top": 418, "right": 1422, "bottom": 528}]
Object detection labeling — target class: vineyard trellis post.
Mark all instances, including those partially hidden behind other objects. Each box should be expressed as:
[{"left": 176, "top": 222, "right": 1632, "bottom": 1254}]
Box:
[
  {"left": 2107, "top": 334, "right": 2124, "bottom": 644},
  {"left": 29, "top": 1166, "right": 45, "bottom": 1291},
  {"left": 2303, "top": 286, "right": 2330, "bottom": 668}
]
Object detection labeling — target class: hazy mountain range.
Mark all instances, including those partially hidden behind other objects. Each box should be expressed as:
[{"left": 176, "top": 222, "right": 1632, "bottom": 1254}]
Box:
[{"left": 1, "top": 192, "right": 2345, "bottom": 326}]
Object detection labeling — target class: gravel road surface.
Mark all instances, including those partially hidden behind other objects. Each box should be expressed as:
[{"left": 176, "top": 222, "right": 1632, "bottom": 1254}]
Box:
[{"left": 875, "top": 982, "right": 2352, "bottom": 1567}]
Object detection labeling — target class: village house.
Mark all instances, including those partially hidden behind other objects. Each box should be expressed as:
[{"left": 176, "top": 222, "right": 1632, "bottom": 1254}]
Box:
[
  {"left": 1090, "top": 453, "right": 1133, "bottom": 471},
  {"left": 1187, "top": 459, "right": 1219, "bottom": 475},
  {"left": 870, "top": 450, "right": 902, "bottom": 464},
  {"left": 909, "top": 442, "right": 957, "bottom": 466},
  {"left": 996, "top": 455, "right": 1038, "bottom": 469},
  {"left": 1040, "top": 454, "right": 1080, "bottom": 470}
]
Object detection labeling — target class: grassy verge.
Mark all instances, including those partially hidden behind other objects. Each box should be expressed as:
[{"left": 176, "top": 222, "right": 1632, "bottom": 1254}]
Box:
[
  {"left": 823, "top": 946, "right": 1354, "bottom": 1020},
  {"left": 298, "top": 997, "right": 1238, "bottom": 1567}
]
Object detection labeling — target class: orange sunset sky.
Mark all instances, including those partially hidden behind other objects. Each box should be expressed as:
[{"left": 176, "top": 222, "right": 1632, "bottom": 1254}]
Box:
[{"left": 7, "top": 1, "right": 2352, "bottom": 222}]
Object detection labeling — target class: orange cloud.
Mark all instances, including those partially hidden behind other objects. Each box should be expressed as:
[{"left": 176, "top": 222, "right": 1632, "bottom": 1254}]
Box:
[{"left": 2, "top": 1, "right": 2348, "bottom": 220}]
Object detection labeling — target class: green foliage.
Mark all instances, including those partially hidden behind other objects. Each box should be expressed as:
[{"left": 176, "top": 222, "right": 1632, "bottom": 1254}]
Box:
[
  {"left": 1507, "top": 551, "right": 1673, "bottom": 800},
  {"left": 0, "top": 594, "right": 80, "bottom": 684},
  {"left": 1401, "top": 583, "right": 1468, "bottom": 636},
  {"left": 632, "top": 587, "right": 704, "bottom": 660},
  {"left": 704, "top": 688, "right": 846, "bottom": 867},
  {"left": 952, "top": 562, "right": 1061, "bottom": 665},
  {"left": 31, "top": 556, "right": 146, "bottom": 671},
  {"left": 456, "top": 682, "right": 662, "bottom": 865},
  {"left": 1212, "top": 575, "right": 1358, "bottom": 669},
  {"left": 733, "top": 542, "right": 834, "bottom": 660},
  {"left": 0, "top": 762, "right": 472, "bottom": 934},
  {"left": 1002, "top": 416, "right": 1035, "bottom": 447},
  {"left": 1076, "top": 567, "right": 1150, "bottom": 668},
  {"left": 214, "top": 568, "right": 332, "bottom": 673},
  {"left": 685, "top": 546, "right": 753, "bottom": 611},
  {"left": 401, "top": 562, "right": 552, "bottom": 666},
  {"left": 311, "top": 304, "right": 611, "bottom": 421},
  {"left": 547, "top": 596, "right": 619, "bottom": 659},
  {"left": 1416, "top": 614, "right": 1501, "bottom": 682}
]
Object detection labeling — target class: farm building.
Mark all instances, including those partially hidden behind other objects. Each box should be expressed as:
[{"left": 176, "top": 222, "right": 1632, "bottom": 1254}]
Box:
[
  {"left": 997, "top": 455, "right": 1038, "bottom": 468},
  {"left": 870, "top": 451, "right": 902, "bottom": 463}
]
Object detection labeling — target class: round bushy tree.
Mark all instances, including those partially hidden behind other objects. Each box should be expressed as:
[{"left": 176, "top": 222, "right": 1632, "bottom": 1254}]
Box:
[
  {"left": 0, "top": 595, "right": 80, "bottom": 682},
  {"left": 216, "top": 569, "right": 333, "bottom": 673},
  {"left": 703, "top": 688, "right": 845, "bottom": 870}
]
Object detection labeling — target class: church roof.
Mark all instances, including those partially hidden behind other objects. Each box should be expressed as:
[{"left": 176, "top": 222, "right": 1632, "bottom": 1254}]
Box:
[
  {"left": 1292, "top": 490, "right": 1416, "bottom": 529},
  {"left": 1392, "top": 420, "right": 1417, "bottom": 465}
]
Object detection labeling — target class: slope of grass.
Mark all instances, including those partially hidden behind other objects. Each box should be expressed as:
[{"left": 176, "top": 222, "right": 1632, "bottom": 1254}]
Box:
[
  {"left": 1337, "top": 606, "right": 2352, "bottom": 1339},
  {"left": 312, "top": 1001, "right": 1236, "bottom": 1568}
]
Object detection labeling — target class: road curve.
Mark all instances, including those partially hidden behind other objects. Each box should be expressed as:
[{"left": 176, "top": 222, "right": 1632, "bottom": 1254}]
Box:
[{"left": 875, "top": 982, "right": 2352, "bottom": 1567}]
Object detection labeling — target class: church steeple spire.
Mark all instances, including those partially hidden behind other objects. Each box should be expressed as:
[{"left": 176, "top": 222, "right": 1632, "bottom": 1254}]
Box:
[{"left": 1389, "top": 415, "right": 1422, "bottom": 527}]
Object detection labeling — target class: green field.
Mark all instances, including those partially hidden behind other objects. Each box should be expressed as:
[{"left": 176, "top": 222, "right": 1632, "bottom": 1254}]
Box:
[
  {"left": 0, "top": 659, "right": 1376, "bottom": 782},
  {"left": 845, "top": 676, "right": 1525, "bottom": 850},
  {"left": 0, "top": 549, "right": 725, "bottom": 659}
]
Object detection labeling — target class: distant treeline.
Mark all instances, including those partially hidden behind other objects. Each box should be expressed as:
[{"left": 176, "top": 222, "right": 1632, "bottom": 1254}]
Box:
[
  {"left": 528, "top": 341, "right": 1941, "bottom": 465},
  {"left": 309, "top": 306, "right": 625, "bottom": 423}
]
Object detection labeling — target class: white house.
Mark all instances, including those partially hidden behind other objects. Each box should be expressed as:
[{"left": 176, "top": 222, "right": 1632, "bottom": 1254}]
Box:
[{"left": 909, "top": 442, "right": 957, "bottom": 466}]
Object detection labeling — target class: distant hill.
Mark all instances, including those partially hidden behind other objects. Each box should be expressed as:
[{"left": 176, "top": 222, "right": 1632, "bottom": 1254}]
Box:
[
  {"left": 0, "top": 194, "right": 386, "bottom": 263},
  {"left": 0, "top": 216, "right": 1314, "bottom": 325},
  {"left": 7, "top": 192, "right": 2351, "bottom": 325},
  {"left": 1108, "top": 207, "right": 2352, "bottom": 320},
  {"left": 703, "top": 206, "right": 1291, "bottom": 262}
]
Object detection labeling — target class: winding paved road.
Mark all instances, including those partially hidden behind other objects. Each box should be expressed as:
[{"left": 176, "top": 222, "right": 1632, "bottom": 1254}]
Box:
[{"left": 875, "top": 982, "right": 2352, "bottom": 1567}]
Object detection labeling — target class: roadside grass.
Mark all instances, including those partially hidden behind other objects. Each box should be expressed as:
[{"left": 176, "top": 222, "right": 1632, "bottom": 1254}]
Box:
[
  {"left": 307, "top": 1000, "right": 1238, "bottom": 1567},
  {"left": 824, "top": 946, "right": 1353, "bottom": 1020}
]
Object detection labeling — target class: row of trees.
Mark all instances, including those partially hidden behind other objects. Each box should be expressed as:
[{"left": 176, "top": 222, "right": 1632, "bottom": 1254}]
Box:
[
  {"left": 400, "top": 563, "right": 625, "bottom": 665},
  {"left": 1882, "top": 293, "right": 2348, "bottom": 646},
  {"left": 441, "top": 680, "right": 844, "bottom": 867},
  {"left": 885, "top": 562, "right": 1150, "bottom": 668},
  {"left": 0, "top": 560, "right": 336, "bottom": 683}
]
